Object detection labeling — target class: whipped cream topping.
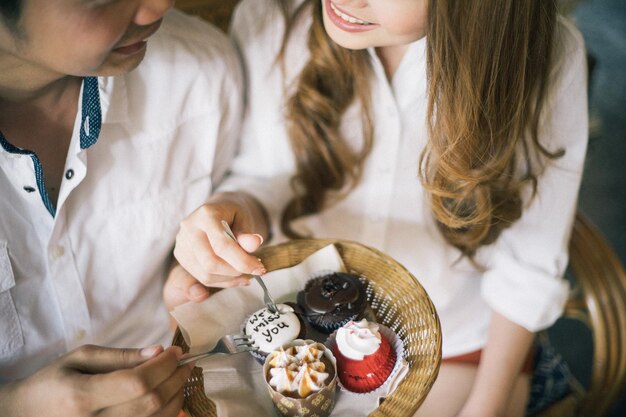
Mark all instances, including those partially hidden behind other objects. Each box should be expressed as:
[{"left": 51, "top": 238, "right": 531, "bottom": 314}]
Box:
[
  {"left": 335, "top": 319, "right": 382, "bottom": 360},
  {"left": 267, "top": 344, "right": 330, "bottom": 398},
  {"left": 295, "top": 343, "right": 325, "bottom": 363},
  {"left": 268, "top": 347, "right": 297, "bottom": 368},
  {"left": 245, "top": 304, "right": 301, "bottom": 353}
]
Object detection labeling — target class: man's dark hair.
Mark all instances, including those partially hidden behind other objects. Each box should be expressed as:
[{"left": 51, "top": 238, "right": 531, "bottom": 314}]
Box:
[{"left": 0, "top": 0, "right": 23, "bottom": 29}]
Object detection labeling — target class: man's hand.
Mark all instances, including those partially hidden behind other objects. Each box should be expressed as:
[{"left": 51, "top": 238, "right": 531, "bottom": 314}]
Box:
[{"left": 0, "top": 345, "right": 192, "bottom": 417}]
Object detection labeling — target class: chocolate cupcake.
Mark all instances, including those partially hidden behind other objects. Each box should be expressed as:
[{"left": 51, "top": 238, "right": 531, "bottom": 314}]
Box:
[
  {"left": 244, "top": 303, "right": 306, "bottom": 363},
  {"left": 297, "top": 272, "right": 367, "bottom": 333}
]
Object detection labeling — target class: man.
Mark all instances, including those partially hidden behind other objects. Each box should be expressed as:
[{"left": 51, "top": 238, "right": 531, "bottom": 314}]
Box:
[{"left": 0, "top": 0, "right": 247, "bottom": 415}]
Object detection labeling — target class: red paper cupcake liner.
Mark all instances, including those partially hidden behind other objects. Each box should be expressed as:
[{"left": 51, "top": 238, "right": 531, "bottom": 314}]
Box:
[{"left": 327, "top": 325, "right": 399, "bottom": 393}]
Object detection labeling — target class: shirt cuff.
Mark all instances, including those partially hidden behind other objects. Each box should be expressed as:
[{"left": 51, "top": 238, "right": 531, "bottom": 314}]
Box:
[{"left": 481, "top": 253, "right": 570, "bottom": 332}]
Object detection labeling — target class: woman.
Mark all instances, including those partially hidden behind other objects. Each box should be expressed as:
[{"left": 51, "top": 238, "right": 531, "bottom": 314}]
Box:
[{"left": 172, "top": 1, "right": 588, "bottom": 415}]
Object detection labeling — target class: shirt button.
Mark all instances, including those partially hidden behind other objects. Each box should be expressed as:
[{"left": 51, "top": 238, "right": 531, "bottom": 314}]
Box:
[
  {"left": 65, "top": 169, "right": 74, "bottom": 180},
  {"left": 50, "top": 245, "right": 65, "bottom": 260},
  {"left": 74, "top": 329, "right": 86, "bottom": 341}
]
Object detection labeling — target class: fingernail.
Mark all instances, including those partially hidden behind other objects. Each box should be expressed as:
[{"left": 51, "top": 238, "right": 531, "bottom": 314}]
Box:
[
  {"left": 187, "top": 362, "right": 196, "bottom": 370},
  {"left": 253, "top": 234, "right": 264, "bottom": 245},
  {"left": 189, "top": 283, "right": 208, "bottom": 299},
  {"left": 240, "top": 279, "right": 251, "bottom": 286},
  {"left": 141, "top": 345, "right": 162, "bottom": 358},
  {"left": 252, "top": 268, "right": 266, "bottom": 276}
]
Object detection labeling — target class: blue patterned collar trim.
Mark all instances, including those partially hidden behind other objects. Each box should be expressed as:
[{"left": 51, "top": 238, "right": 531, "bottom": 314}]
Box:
[
  {"left": 0, "top": 131, "right": 56, "bottom": 216},
  {"left": 80, "top": 76, "right": 102, "bottom": 149}
]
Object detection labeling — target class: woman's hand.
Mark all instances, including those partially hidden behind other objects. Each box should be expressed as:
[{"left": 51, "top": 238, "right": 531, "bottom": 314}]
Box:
[
  {"left": 164, "top": 192, "right": 270, "bottom": 310},
  {"left": 0, "top": 345, "right": 192, "bottom": 417}
]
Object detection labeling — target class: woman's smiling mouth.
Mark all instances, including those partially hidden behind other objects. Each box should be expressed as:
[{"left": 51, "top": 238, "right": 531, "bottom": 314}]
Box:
[{"left": 325, "top": 0, "right": 379, "bottom": 33}]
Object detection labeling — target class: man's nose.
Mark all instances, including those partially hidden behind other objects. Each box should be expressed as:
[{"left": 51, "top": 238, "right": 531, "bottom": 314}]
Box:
[{"left": 134, "top": 0, "right": 175, "bottom": 26}]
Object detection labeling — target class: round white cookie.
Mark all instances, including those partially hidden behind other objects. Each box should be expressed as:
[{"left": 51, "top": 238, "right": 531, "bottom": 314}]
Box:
[{"left": 245, "top": 303, "right": 302, "bottom": 353}]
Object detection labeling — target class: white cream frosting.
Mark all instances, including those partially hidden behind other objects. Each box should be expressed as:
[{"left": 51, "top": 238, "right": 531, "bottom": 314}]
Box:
[
  {"left": 295, "top": 343, "right": 325, "bottom": 363},
  {"left": 335, "top": 319, "right": 382, "bottom": 360},
  {"left": 245, "top": 304, "right": 301, "bottom": 353},
  {"left": 269, "top": 347, "right": 298, "bottom": 368},
  {"left": 267, "top": 344, "right": 330, "bottom": 398},
  {"left": 269, "top": 367, "right": 298, "bottom": 393}
]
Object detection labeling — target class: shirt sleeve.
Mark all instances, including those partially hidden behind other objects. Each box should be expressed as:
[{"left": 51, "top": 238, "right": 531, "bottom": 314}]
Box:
[
  {"left": 155, "top": 9, "right": 246, "bottom": 193},
  {"left": 480, "top": 18, "right": 589, "bottom": 332},
  {"left": 216, "top": 0, "right": 298, "bottom": 237},
  {"left": 200, "top": 22, "right": 245, "bottom": 191}
]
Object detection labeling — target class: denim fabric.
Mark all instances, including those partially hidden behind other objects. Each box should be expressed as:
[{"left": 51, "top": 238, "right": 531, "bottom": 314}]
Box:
[{"left": 526, "top": 335, "right": 573, "bottom": 415}]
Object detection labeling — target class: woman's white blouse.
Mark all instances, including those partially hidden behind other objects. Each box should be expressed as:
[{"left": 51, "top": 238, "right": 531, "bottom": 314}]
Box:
[
  {"left": 221, "top": 0, "right": 589, "bottom": 357},
  {"left": 0, "top": 10, "right": 242, "bottom": 379}
]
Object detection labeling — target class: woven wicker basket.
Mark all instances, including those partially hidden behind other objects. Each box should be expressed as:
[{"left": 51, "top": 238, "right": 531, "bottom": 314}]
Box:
[{"left": 172, "top": 239, "right": 442, "bottom": 417}]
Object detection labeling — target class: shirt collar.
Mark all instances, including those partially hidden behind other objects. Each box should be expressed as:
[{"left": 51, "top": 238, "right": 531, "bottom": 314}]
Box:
[
  {"left": 80, "top": 76, "right": 102, "bottom": 149},
  {"left": 0, "top": 76, "right": 120, "bottom": 217},
  {"left": 79, "top": 74, "right": 129, "bottom": 148},
  {"left": 366, "top": 36, "right": 427, "bottom": 76},
  {"left": 97, "top": 74, "right": 129, "bottom": 125}
]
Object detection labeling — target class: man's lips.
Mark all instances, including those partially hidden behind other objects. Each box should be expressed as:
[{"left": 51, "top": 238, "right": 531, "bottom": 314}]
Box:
[{"left": 112, "top": 41, "right": 147, "bottom": 55}]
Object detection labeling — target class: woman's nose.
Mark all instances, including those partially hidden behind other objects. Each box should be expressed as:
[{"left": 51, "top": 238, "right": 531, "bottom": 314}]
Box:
[{"left": 134, "top": 0, "right": 175, "bottom": 26}]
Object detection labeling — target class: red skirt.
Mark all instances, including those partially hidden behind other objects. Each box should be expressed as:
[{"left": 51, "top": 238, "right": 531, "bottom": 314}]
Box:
[{"left": 443, "top": 348, "right": 535, "bottom": 374}]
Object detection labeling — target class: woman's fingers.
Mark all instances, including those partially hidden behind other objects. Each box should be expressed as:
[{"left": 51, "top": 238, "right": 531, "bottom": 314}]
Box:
[
  {"left": 174, "top": 205, "right": 265, "bottom": 286},
  {"left": 205, "top": 225, "right": 265, "bottom": 275},
  {"left": 163, "top": 266, "right": 210, "bottom": 311},
  {"left": 237, "top": 233, "right": 264, "bottom": 253}
]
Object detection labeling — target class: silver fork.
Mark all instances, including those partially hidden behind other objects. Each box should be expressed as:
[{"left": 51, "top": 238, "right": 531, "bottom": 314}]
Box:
[
  {"left": 220, "top": 220, "right": 280, "bottom": 314},
  {"left": 177, "top": 334, "right": 257, "bottom": 366}
]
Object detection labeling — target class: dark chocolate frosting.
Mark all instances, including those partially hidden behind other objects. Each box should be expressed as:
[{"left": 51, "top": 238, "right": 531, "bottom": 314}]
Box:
[
  {"left": 303, "top": 273, "right": 360, "bottom": 313},
  {"left": 297, "top": 272, "right": 367, "bottom": 327}
]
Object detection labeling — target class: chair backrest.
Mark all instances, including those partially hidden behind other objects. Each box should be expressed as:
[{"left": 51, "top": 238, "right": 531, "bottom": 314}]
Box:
[{"left": 565, "top": 213, "right": 626, "bottom": 416}]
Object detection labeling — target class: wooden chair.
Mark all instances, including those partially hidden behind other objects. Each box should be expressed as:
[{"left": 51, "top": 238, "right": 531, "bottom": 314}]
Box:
[
  {"left": 174, "top": 2, "right": 626, "bottom": 416},
  {"left": 535, "top": 213, "right": 626, "bottom": 417}
]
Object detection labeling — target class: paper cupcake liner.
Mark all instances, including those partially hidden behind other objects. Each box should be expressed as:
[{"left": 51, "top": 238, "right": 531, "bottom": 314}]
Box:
[
  {"left": 303, "top": 312, "right": 359, "bottom": 334},
  {"left": 325, "top": 323, "right": 405, "bottom": 396},
  {"left": 263, "top": 339, "right": 338, "bottom": 417}
]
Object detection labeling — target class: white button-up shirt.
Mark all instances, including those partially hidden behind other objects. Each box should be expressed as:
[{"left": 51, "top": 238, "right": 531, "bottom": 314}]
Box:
[
  {"left": 221, "top": 0, "right": 588, "bottom": 357},
  {"left": 0, "top": 10, "right": 242, "bottom": 380}
]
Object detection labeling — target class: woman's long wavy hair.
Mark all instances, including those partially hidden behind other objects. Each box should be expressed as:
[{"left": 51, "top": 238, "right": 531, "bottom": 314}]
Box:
[
  {"left": 278, "top": 0, "right": 560, "bottom": 258},
  {"left": 277, "top": 0, "right": 374, "bottom": 237}
]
